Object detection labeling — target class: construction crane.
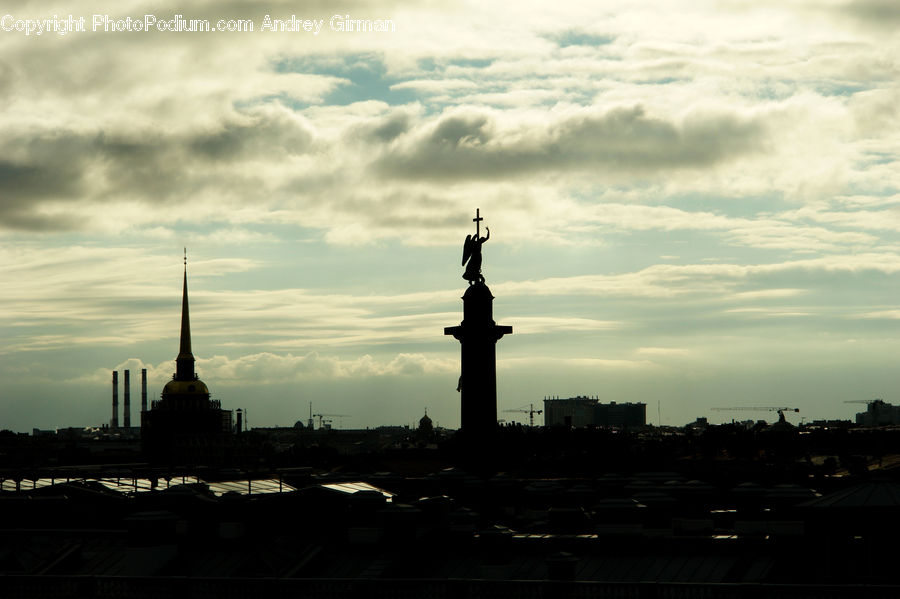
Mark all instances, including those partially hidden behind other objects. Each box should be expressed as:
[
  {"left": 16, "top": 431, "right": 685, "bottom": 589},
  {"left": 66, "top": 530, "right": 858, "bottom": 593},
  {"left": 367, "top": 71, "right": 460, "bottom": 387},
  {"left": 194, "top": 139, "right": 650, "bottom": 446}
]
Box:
[
  {"left": 711, "top": 406, "right": 799, "bottom": 424},
  {"left": 312, "top": 413, "right": 350, "bottom": 429},
  {"left": 503, "top": 403, "right": 543, "bottom": 427},
  {"left": 844, "top": 399, "right": 883, "bottom": 404}
]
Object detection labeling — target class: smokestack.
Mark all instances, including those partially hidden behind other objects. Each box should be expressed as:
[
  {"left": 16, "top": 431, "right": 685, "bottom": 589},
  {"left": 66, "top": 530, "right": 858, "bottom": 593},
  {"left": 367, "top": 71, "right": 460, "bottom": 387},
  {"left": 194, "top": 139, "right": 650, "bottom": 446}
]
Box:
[
  {"left": 123, "top": 370, "right": 131, "bottom": 428},
  {"left": 111, "top": 371, "right": 119, "bottom": 428},
  {"left": 141, "top": 368, "right": 147, "bottom": 413}
]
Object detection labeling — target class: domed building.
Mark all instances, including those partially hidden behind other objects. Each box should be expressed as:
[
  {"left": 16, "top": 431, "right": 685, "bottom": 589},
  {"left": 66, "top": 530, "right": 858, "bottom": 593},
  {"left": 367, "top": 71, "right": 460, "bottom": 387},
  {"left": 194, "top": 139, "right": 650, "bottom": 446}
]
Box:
[
  {"left": 141, "top": 258, "right": 233, "bottom": 466},
  {"left": 418, "top": 410, "right": 433, "bottom": 435},
  {"left": 416, "top": 409, "right": 434, "bottom": 443}
]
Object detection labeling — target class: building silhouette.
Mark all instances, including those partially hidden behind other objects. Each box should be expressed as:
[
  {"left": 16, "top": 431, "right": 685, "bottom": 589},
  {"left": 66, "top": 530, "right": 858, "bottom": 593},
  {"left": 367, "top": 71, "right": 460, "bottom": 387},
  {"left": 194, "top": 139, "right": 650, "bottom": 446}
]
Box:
[
  {"left": 7, "top": 230, "right": 900, "bottom": 596},
  {"left": 544, "top": 396, "right": 646, "bottom": 428},
  {"left": 595, "top": 401, "right": 646, "bottom": 427},
  {"left": 141, "top": 259, "right": 233, "bottom": 465},
  {"left": 855, "top": 399, "right": 900, "bottom": 427}
]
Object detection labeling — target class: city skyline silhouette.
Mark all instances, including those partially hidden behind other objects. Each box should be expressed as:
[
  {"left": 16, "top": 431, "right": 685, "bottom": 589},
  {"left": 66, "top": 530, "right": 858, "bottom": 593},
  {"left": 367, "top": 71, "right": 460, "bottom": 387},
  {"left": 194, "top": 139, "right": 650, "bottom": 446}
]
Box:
[
  {"left": 1, "top": 2, "right": 899, "bottom": 436},
  {"left": 5, "top": 3, "right": 900, "bottom": 594}
]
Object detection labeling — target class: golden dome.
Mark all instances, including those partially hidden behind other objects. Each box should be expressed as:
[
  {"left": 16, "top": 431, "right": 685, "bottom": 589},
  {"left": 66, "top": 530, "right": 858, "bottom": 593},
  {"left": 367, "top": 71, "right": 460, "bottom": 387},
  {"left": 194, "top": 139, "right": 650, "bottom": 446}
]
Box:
[{"left": 162, "top": 378, "right": 210, "bottom": 397}]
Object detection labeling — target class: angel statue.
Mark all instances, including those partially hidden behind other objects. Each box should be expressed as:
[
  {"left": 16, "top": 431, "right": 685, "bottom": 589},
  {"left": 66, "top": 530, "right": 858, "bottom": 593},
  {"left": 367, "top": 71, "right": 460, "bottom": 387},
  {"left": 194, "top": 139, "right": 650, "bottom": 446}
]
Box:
[{"left": 462, "top": 225, "right": 489, "bottom": 284}]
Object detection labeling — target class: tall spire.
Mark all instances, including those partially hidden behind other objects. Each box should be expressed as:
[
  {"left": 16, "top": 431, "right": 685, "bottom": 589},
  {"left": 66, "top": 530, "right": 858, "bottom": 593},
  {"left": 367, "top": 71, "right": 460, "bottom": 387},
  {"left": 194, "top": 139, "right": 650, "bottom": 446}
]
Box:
[{"left": 175, "top": 249, "right": 195, "bottom": 381}]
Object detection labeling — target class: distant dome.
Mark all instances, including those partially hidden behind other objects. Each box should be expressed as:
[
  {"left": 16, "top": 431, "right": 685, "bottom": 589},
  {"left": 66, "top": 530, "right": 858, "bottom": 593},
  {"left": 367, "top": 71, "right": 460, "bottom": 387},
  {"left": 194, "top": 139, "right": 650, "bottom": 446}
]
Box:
[{"left": 419, "top": 411, "right": 433, "bottom": 433}]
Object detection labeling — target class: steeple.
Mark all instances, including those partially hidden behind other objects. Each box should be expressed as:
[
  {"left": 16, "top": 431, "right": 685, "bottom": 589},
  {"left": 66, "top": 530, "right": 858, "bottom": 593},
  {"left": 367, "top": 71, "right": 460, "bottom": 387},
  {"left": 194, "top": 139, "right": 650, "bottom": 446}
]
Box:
[
  {"left": 143, "top": 250, "right": 232, "bottom": 467},
  {"left": 157, "top": 249, "right": 210, "bottom": 401},
  {"left": 175, "top": 250, "right": 195, "bottom": 381}
]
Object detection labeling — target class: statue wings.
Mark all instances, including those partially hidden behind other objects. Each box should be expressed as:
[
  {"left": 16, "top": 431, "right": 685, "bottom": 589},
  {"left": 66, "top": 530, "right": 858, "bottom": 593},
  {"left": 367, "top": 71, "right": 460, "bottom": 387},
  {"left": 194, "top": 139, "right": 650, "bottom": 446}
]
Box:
[{"left": 462, "top": 234, "right": 474, "bottom": 266}]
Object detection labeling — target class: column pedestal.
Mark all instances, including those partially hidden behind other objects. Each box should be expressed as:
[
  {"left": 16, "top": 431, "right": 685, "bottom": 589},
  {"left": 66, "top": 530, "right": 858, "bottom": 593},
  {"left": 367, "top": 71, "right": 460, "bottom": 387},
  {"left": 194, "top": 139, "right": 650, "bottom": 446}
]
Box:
[{"left": 445, "top": 282, "right": 512, "bottom": 435}]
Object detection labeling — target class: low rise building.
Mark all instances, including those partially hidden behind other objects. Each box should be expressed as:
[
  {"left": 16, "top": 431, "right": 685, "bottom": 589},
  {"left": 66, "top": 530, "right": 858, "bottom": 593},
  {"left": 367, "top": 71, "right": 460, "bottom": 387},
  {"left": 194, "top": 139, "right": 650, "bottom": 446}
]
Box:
[
  {"left": 855, "top": 399, "right": 900, "bottom": 427},
  {"left": 543, "top": 396, "right": 646, "bottom": 428}
]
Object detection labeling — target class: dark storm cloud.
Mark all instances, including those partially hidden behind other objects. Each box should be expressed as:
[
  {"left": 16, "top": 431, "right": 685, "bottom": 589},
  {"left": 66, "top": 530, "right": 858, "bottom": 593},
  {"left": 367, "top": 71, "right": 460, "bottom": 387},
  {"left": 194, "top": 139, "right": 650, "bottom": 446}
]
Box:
[
  {"left": 0, "top": 108, "right": 316, "bottom": 230},
  {"left": 838, "top": 0, "right": 900, "bottom": 25},
  {"left": 373, "top": 105, "right": 767, "bottom": 181},
  {"left": 341, "top": 110, "right": 415, "bottom": 147},
  {"left": 0, "top": 161, "right": 83, "bottom": 201},
  {"left": 363, "top": 112, "right": 412, "bottom": 143},
  {"left": 0, "top": 202, "right": 85, "bottom": 232},
  {"left": 0, "top": 132, "right": 92, "bottom": 231},
  {"left": 188, "top": 115, "right": 314, "bottom": 160}
]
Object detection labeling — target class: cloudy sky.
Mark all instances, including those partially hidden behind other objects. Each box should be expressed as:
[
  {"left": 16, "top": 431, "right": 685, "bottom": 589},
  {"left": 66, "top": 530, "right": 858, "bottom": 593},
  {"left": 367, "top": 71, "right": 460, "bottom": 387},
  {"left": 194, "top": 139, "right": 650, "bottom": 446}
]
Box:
[{"left": 1, "top": 0, "right": 899, "bottom": 432}]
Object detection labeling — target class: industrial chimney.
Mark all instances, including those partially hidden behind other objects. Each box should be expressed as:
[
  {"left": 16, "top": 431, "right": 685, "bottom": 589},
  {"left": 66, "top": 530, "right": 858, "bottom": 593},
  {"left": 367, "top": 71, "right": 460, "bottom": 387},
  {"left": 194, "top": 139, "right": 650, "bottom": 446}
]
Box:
[
  {"left": 123, "top": 369, "right": 131, "bottom": 428},
  {"left": 141, "top": 368, "right": 148, "bottom": 413},
  {"left": 111, "top": 371, "right": 119, "bottom": 428}
]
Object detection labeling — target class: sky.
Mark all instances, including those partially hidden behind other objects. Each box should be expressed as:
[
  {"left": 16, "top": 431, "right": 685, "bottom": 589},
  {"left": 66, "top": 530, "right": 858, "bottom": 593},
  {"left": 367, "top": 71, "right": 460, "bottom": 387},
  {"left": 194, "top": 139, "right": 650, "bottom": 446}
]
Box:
[{"left": 1, "top": 0, "right": 900, "bottom": 432}]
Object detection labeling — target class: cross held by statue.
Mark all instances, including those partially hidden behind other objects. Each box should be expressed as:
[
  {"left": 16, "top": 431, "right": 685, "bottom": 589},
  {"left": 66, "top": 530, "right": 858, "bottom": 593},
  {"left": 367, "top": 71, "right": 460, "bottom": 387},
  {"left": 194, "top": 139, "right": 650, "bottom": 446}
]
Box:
[{"left": 473, "top": 208, "right": 483, "bottom": 238}]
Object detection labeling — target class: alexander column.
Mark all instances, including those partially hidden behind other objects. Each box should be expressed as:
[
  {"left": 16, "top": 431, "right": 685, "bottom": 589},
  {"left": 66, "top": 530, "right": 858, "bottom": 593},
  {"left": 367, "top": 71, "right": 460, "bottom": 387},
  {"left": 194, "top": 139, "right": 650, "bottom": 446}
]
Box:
[{"left": 445, "top": 209, "right": 512, "bottom": 436}]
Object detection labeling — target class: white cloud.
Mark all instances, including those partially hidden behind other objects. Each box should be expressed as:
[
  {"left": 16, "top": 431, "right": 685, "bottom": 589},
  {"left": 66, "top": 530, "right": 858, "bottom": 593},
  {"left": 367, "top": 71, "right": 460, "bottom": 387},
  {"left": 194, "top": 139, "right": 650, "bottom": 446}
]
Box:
[
  {"left": 635, "top": 347, "right": 691, "bottom": 356},
  {"left": 497, "top": 254, "right": 900, "bottom": 299},
  {"left": 200, "top": 351, "right": 457, "bottom": 382},
  {"left": 500, "top": 356, "right": 658, "bottom": 371},
  {"left": 508, "top": 317, "right": 622, "bottom": 335}
]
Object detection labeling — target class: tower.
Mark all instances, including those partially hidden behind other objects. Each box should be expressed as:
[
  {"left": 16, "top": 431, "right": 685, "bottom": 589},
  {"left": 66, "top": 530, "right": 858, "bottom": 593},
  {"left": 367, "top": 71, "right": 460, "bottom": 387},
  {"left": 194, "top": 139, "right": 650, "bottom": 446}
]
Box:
[
  {"left": 123, "top": 369, "right": 131, "bottom": 428},
  {"left": 445, "top": 210, "right": 512, "bottom": 435},
  {"left": 111, "top": 371, "right": 119, "bottom": 429},
  {"left": 141, "top": 252, "right": 233, "bottom": 465},
  {"left": 141, "top": 368, "right": 147, "bottom": 414}
]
